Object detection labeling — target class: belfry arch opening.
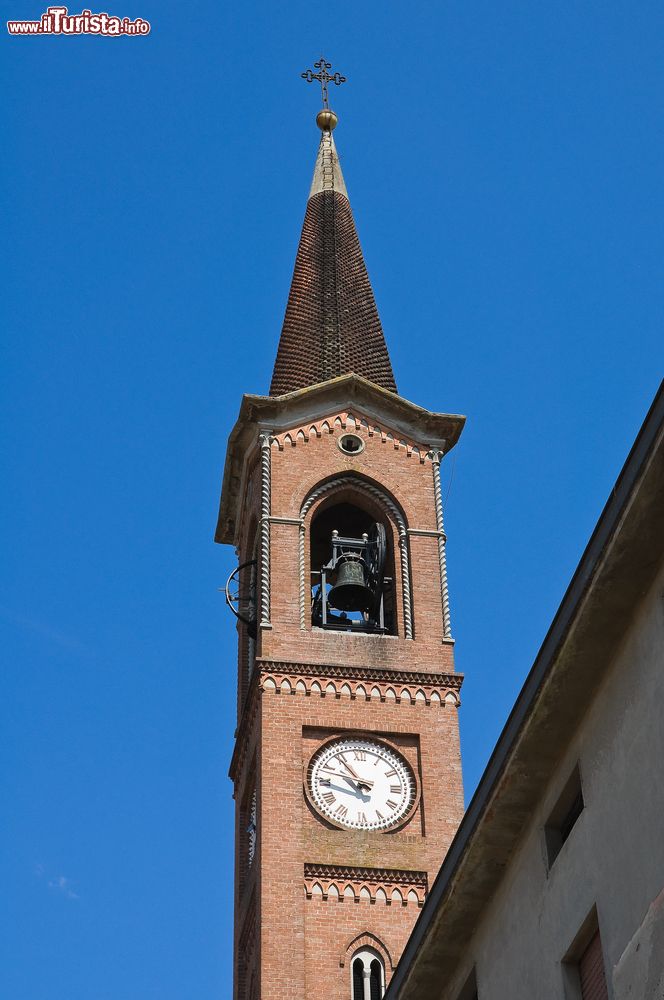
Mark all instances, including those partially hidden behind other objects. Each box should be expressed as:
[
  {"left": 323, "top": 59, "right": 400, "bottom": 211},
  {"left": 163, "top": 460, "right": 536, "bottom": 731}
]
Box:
[{"left": 309, "top": 497, "right": 396, "bottom": 634}]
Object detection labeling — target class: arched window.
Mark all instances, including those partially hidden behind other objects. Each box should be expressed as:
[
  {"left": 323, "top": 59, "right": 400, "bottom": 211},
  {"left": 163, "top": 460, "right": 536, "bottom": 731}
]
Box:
[
  {"left": 351, "top": 947, "right": 385, "bottom": 1000},
  {"left": 309, "top": 498, "right": 396, "bottom": 634}
]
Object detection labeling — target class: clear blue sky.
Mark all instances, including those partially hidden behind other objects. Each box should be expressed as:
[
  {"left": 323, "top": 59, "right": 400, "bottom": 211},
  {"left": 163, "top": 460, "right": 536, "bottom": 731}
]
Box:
[{"left": 2, "top": 1, "right": 662, "bottom": 996}]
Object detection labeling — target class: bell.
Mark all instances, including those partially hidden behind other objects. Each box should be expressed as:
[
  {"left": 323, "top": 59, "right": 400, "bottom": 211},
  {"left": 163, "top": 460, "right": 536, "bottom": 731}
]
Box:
[{"left": 328, "top": 554, "right": 372, "bottom": 612}]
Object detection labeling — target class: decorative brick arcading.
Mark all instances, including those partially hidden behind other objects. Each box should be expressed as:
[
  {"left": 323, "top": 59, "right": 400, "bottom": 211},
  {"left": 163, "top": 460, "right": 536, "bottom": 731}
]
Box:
[
  {"left": 259, "top": 661, "right": 462, "bottom": 707},
  {"left": 304, "top": 863, "right": 427, "bottom": 907},
  {"left": 273, "top": 412, "right": 431, "bottom": 465},
  {"left": 269, "top": 190, "right": 397, "bottom": 396}
]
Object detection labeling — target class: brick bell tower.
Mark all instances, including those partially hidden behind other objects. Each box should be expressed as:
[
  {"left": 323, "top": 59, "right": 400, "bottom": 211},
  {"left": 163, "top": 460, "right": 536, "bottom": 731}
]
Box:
[{"left": 215, "top": 67, "right": 466, "bottom": 1000}]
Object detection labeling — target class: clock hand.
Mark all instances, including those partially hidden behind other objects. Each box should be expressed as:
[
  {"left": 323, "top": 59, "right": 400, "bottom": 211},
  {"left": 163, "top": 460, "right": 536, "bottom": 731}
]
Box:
[
  {"left": 321, "top": 765, "right": 373, "bottom": 788},
  {"left": 337, "top": 757, "right": 362, "bottom": 780},
  {"left": 321, "top": 767, "right": 362, "bottom": 793},
  {"left": 340, "top": 774, "right": 373, "bottom": 792},
  {"left": 337, "top": 759, "right": 374, "bottom": 790},
  {"left": 324, "top": 781, "right": 363, "bottom": 796}
]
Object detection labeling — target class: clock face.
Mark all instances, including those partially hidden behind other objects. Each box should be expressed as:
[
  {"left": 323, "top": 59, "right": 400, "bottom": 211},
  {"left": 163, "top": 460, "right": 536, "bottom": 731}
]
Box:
[{"left": 307, "top": 736, "right": 417, "bottom": 831}]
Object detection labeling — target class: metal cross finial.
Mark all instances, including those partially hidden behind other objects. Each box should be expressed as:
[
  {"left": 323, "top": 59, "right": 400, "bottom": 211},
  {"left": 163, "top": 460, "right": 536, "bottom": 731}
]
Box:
[{"left": 301, "top": 57, "right": 346, "bottom": 109}]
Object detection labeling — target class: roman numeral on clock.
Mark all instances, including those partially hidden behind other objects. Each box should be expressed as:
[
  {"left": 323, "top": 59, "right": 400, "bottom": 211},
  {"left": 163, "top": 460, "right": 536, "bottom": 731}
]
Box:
[
  {"left": 357, "top": 812, "right": 367, "bottom": 826},
  {"left": 390, "top": 784, "right": 402, "bottom": 794},
  {"left": 385, "top": 768, "right": 397, "bottom": 777},
  {"left": 386, "top": 799, "right": 398, "bottom": 810},
  {"left": 334, "top": 804, "right": 348, "bottom": 818},
  {"left": 353, "top": 750, "right": 366, "bottom": 761},
  {"left": 322, "top": 791, "right": 335, "bottom": 805}
]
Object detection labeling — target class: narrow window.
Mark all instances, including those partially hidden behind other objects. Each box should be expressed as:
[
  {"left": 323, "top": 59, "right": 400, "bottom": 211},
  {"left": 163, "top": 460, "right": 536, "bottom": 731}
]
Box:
[
  {"left": 562, "top": 907, "right": 608, "bottom": 1000},
  {"left": 369, "top": 960, "right": 382, "bottom": 1000},
  {"left": 352, "top": 958, "right": 364, "bottom": 1000},
  {"left": 578, "top": 929, "right": 608, "bottom": 1000},
  {"left": 351, "top": 948, "right": 385, "bottom": 999},
  {"left": 545, "top": 763, "right": 584, "bottom": 868}
]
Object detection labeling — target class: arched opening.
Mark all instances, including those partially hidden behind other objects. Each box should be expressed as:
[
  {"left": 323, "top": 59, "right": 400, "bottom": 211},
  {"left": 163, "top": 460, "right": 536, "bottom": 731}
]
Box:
[
  {"left": 352, "top": 957, "right": 364, "bottom": 1000},
  {"left": 309, "top": 497, "right": 396, "bottom": 634},
  {"left": 351, "top": 948, "right": 385, "bottom": 999},
  {"left": 370, "top": 960, "right": 383, "bottom": 1000}
]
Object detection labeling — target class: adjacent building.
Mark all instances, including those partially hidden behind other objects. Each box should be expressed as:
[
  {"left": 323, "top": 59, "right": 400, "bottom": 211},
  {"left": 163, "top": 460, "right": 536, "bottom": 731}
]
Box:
[{"left": 385, "top": 383, "right": 664, "bottom": 1000}]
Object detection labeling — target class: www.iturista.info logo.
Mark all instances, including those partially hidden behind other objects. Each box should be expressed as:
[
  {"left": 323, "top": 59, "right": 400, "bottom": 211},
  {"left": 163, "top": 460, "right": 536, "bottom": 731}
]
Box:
[{"left": 7, "top": 6, "right": 151, "bottom": 35}]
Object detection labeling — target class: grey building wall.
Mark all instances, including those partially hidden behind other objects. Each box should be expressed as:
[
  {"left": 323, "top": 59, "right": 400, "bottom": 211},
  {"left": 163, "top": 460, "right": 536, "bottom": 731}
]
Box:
[{"left": 447, "top": 559, "right": 664, "bottom": 1000}]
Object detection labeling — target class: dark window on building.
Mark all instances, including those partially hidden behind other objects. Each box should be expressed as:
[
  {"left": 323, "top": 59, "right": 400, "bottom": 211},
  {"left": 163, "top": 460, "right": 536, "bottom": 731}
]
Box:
[
  {"left": 545, "top": 763, "right": 584, "bottom": 868},
  {"left": 369, "top": 959, "right": 382, "bottom": 1000},
  {"left": 562, "top": 906, "right": 608, "bottom": 1000},
  {"left": 352, "top": 957, "right": 364, "bottom": 1000},
  {"left": 339, "top": 433, "right": 364, "bottom": 455},
  {"left": 578, "top": 929, "right": 608, "bottom": 1000}
]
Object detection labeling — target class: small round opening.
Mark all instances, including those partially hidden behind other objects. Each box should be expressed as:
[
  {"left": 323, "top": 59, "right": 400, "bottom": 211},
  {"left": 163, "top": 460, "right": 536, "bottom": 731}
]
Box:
[{"left": 338, "top": 433, "right": 364, "bottom": 455}]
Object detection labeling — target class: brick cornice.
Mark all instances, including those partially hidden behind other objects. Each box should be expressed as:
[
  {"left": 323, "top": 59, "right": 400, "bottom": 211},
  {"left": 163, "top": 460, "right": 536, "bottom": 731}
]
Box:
[
  {"left": 304, "top": 863, "right": 428, "bottom": 908},
  {"left": 304, "top": 864, "right": 428, "bottom": 887},
  {"left": 258, "top": 659, "right": 463, "bottom": 689},
  {"left": 260, "top": 663, "right": 461, "bottom": 706}
]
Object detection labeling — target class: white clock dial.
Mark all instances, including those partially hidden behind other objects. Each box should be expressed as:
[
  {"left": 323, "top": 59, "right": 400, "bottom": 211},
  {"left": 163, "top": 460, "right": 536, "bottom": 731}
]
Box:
[{"left": 307, "top": 736, "right": 416, "bottom": 831}]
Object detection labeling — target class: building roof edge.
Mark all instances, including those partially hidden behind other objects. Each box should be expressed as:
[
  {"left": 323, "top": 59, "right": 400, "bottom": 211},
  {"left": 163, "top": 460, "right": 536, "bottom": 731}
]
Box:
[{"left": 386, "top": 380, "right": 664, "bottom": 999}]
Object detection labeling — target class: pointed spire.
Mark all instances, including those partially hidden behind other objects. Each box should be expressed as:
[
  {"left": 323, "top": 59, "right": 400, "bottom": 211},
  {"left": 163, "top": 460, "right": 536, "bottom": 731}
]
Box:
[{"left": 269, "top": 110, "right": 397, "bottom": 397}]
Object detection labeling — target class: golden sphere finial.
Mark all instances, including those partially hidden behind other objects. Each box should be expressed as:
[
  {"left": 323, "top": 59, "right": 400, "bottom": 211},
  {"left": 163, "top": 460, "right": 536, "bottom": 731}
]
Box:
[{"left": 316, "top": 108, "right": 338, "bottom": 132}]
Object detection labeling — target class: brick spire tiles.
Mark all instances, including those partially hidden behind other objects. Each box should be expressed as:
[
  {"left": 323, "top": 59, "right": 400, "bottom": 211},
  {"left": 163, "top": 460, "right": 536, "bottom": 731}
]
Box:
[{"left": 269, "top": 128, "right": 397, "bottom": 396}]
